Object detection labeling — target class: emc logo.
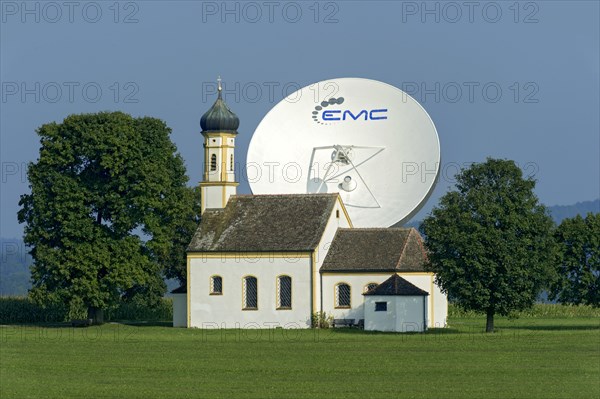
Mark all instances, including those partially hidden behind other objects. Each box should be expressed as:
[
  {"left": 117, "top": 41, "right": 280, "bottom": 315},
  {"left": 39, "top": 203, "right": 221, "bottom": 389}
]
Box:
[
  {"left": 311, "top": 97, "right": 388, "bottom": 125},
  {"left": 322, "top": 109, "right": 388, "bottom": 121}
]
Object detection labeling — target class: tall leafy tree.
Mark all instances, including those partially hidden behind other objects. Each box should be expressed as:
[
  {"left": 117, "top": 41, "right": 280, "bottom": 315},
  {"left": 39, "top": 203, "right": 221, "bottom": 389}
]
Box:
[
  {"left": 421, "top": 158, "right": 556, "bottom": 332},
  {"left": 551, "top": 213, "right": 599, "bottom": 306},
  {"left": 18, "top": 112, "right": 198, "bottom": 322},
  {"left": 163, "top": 185, "right": 201, "bottom": 283}
]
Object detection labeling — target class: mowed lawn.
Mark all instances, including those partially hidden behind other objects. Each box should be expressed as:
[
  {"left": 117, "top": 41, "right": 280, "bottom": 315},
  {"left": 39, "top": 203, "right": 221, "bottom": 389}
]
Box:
[{"left": 1, "top": 317, "right": 598, "bottom": 399}]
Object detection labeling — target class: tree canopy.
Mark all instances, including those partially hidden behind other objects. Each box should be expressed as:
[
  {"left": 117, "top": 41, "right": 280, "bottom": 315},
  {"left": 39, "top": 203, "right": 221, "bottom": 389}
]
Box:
[
  {"left": 550, "top": 213, "right": 599, "bottom": 307},
  {"left": 421, "top": 158, "right": 556, "bottom": 332},
  {"left": 18, "top": 112, "right": 198, "bottom": 322}
]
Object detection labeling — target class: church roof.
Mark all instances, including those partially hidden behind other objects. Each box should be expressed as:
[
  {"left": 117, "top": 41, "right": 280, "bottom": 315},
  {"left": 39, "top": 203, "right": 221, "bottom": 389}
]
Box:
[
  {"left": 320, "top": 228, "right": 427, "bottom": 273},
  {"left": 200, "top": 89, "right": 239, "bottom": 133},
  {"left": 363, "top": 274, "right": 429, "bottom": 296},
  {"left": 187, "top": 194, "right": 339, "bottom": 252}
]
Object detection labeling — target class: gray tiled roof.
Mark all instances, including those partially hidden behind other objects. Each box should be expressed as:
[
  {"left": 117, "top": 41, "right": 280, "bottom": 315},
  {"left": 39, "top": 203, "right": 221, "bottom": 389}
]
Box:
[
  {"left": 187, "top": 194, "right": 338, "bottom": 252},
  {"left": 363, "top": 274, "right": 429, "bottom": 296},
  {"left": 320, "top": 228, "right": 427, "bottom": 272}
]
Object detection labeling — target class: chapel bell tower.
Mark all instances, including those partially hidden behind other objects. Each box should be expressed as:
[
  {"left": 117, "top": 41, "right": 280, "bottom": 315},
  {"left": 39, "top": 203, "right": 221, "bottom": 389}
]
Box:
[{"left": 199, "top": 77, "right": 239, "bottom": 214}]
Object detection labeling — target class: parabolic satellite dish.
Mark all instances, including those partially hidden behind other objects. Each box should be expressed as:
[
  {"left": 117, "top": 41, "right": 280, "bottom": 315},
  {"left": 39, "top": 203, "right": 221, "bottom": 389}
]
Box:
[{"left": 247, "top": 77, "right": 440, "bottom": 227}]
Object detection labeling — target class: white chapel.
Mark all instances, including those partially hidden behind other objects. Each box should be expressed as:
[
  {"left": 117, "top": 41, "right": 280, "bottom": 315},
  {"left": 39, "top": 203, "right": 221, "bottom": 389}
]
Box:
[{"left": 172, "top": 83, "right": 448, "bottom": 331}]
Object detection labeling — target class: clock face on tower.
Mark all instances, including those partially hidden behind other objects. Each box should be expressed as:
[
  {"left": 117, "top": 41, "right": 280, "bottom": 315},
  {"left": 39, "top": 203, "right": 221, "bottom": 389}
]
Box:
[{"left": 247, "top": 78, "right": 441, "bottom": 228}]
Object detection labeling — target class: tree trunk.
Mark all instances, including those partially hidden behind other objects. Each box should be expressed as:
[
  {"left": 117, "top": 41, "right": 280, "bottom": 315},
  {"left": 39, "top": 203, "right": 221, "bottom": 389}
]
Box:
[
  {"left": 486, "top": 309, "right": 494, "bottom": 333},
  {"left": 87, "top": 306, "right": 104, "bottom": 325}
]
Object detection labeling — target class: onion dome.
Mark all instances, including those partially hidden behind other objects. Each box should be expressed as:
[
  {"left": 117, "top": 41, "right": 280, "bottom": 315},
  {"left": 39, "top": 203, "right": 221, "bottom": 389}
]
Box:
[{"left": 200, "top": 78, "right": 239, "bottom": 134}]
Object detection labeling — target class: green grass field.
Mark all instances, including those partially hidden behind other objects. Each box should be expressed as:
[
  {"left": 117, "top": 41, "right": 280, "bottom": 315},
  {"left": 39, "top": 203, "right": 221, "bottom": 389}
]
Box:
[{"left": 1, "top": 316, "right": 598, "bottom": 399}]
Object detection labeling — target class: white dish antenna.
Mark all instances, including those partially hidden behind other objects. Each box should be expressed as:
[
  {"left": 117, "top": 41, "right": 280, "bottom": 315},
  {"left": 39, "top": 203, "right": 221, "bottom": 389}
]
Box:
[{"left": 247, "top": 77, "right": 440, "bottom": 227}]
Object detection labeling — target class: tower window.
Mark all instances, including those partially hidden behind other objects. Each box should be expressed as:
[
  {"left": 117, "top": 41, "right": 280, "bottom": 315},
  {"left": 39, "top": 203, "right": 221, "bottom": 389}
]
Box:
[
  {"left": 210, "top": 154, "right": 217, "bottom": 171},
  {"left": 230, "top": 154, "right": 234, "bottom": 171}
]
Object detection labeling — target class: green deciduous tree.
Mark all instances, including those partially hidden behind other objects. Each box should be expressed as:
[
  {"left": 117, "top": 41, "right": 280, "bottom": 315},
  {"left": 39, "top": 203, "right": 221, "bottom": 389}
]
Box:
[
  {"left": 163, "top": 185, "right": 201, "bottom": 283},
  {"left": 18, "top": 112, "right": 198, "bottom": 323},
  {"left": 421, "top": 158, "right": 556, "bottom": 332},
  {"left": 550, "top": 213, "right": 599, "bottom": 306}
]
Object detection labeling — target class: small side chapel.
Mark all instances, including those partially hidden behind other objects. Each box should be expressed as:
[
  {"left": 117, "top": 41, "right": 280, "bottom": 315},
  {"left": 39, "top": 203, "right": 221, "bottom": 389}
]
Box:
[{"left": 172, "top": 82, "right": 448, "bottom": 331}]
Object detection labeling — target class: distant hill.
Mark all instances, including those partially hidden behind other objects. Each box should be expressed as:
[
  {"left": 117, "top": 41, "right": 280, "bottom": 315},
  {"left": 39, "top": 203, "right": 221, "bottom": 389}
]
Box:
[
  {"left": 0, "top": 238, "right": 32, "bottom": 296},
  {"left": 397, "top": 198, "right": 600, "bottom": 229},
  {"left": 547, "top": 199, "right": 599, "bottom": 224}
]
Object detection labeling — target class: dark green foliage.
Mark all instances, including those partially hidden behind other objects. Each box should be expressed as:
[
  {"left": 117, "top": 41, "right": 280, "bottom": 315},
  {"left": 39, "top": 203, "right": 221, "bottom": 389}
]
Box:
[
  {"left": 163, "top": 186, "right": 201, "bottom": 283},
  {"left": 448, "top": 303, "right": 600, "bottom": 318},
  {"left": 0, "top": 296, "right": 173, "bottom": 324},
  {"left": 105, "top": 297, "right": 173, "bottom": 321},
  {"left": 0, "top": 297, "right": 67, "bottom": 323},
  {"left": 551, "top": 213, "right": 600, "bottom": 306},
  {"left": 421, "top": 158, "right": 556, "bottom": 332},
  {"left": 17, "top": 112, "right": 197, "bottom": 318}
]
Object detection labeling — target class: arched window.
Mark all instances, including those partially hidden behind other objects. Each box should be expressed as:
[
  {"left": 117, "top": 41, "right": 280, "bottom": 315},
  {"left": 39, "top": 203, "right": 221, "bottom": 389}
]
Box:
[
  {"left": 230, "top": 154, "right": 234, "bottom": 171},
  {"left": 210, "top": 275, "right": 222, "bottom": 295},
  {"left": 277, "top": 275, "right": 292, "bottom": 309},
  {"left": 364, "top": 283, "right": 378, "bottom": 293},
  {"left": 335, "top": 283, "right": 351, "bottom": 308},
  {"left": 242, "top": 276, "right": 258, "bottom": 310},
  {"left": 210, "top": 154, "right": 217, "bottom": 171}
]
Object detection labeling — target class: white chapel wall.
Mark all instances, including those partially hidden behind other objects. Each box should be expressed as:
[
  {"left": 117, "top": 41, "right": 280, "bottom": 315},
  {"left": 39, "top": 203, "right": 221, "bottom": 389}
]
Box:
[
  {"left": 364, "top": 295, "right": 427, "bottom": 333},
  {"left": 393, "top": 296, "right": 427, "bottom": 332},
  {"left": 321, "top": 272, "right": 447, "bottom": 328},
  {"left": 363, "top": 295, "right": 397, "bottom": 332},
  {"left": 189, "top": 254, "right": 312, "bottom": 329}
]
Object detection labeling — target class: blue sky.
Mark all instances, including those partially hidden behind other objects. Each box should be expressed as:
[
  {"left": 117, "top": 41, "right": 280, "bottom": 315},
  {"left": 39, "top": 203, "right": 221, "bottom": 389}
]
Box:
[{"left": 1, "top": 1, "right": 599, "bottom": 237}]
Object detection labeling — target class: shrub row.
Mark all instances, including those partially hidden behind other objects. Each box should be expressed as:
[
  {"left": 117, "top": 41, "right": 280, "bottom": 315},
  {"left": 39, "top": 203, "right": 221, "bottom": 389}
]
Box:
[
  {"left": 448, "top": 303, "right": 600, "bottom": 318},
  {"left": 0, "top": 296, "right": 173, "bottom": 324},
  {"left": 3, "top": 297, "right": 597, "bottom": 324},
  {"left": 104, "top": 298, "right": 173, "bottom": 321},
  {"left": 0, "top": 297, "right": 68, "bottom": 323}
]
